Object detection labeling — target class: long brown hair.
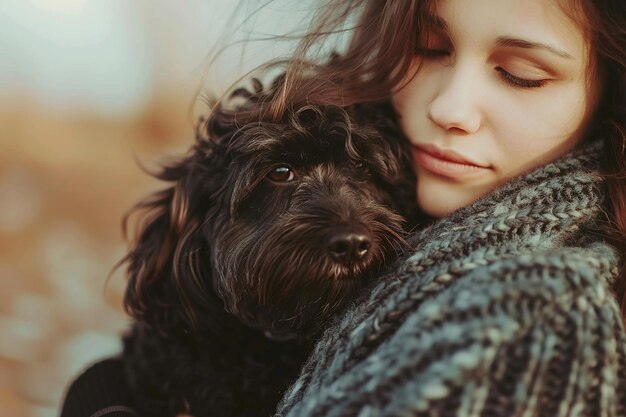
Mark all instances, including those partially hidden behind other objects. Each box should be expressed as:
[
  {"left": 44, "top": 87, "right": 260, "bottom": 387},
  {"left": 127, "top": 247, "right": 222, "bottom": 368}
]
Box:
[{"left": 214, "top": 0, "right": 626, "bottom": 320}]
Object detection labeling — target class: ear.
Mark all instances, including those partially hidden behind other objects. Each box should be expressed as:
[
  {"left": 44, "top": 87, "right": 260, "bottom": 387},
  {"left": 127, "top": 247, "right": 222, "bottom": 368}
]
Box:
[{"left": 121, "top": 158, "right": 217, "bottom": 334}]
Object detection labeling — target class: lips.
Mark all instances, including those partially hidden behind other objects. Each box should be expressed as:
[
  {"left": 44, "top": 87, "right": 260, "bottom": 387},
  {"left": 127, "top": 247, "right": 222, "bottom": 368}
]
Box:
[{"left": 412, "top": 143, "right": 491, "bottom": 179}]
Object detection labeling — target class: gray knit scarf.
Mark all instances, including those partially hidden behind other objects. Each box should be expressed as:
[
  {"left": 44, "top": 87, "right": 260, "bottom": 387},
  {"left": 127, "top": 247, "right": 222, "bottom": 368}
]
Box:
[{"left": 276, "top": 140, "right": 626, "bottom": 417}]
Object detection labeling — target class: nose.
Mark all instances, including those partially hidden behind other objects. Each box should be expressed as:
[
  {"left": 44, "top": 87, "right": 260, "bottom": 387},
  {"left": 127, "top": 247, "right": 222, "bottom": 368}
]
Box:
[
  {"left": 426, "top": 64, "right": 482, "bottom": 134},
  {"left": 327, "top": 233, "right": 371, "bottom": 264}
]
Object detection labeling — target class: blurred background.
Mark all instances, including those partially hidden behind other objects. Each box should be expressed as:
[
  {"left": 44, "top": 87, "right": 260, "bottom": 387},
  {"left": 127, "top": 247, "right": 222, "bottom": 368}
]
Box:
[{"left": 0, "top": 1, "right": 311, "bottom": 415}]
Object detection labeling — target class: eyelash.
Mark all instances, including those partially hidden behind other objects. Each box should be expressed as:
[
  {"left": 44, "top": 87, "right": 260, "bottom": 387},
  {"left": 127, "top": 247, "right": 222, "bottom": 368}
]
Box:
[
  {"left": 495, "top": 67, "right": 547, "bottom": 88},
  {"left": 415, "top": 47, "right": 548, "bottom": 89}
]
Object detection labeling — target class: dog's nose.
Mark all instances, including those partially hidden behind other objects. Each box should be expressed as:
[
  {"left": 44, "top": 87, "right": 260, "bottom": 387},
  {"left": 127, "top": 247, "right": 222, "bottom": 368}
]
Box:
[{"left": 327, "top": 233, "right": 371, "bottom": 263}]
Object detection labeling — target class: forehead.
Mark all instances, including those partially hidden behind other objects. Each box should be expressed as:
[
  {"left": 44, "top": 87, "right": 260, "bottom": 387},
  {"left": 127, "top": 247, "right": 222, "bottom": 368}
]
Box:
[{"left": 433, "top": 0, "right": 588, "bottom": 59}]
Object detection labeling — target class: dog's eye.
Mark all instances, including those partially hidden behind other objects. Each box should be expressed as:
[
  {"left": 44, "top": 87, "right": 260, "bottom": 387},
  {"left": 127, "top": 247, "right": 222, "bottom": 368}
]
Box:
[
  {"left": 267, "top": 166, "right": 295, "bottom": 183},
  {"left": 354, "top": 161, "right": 369, "bottom": 172}
]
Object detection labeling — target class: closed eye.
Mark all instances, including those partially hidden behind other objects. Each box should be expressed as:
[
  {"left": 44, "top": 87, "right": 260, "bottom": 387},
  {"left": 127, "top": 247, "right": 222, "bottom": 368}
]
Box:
[
  {"left": 416, "top": 48, "right": 548, "bottom": 89},
  {"left": 415, "top": 47, "right": 450, "bottom": 58},
  {"left": 495, "top": 67, "right": 548, "bottom": 89}
]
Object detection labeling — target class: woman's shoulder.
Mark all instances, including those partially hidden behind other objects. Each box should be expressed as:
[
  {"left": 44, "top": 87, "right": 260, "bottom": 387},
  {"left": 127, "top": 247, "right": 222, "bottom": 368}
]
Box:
[
  {"left": 478, "top": 243, "right": 618, "bottom": 301},
  {"left": 59, "top": 356, "right": 136, "bottom": 417},
  {"left": 421, "top": 242, "right": 622, "bottom": 322}
]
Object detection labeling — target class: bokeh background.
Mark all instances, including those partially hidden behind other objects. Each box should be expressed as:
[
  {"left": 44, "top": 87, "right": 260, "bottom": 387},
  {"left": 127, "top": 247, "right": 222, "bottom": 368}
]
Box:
[{"left": 0, "top": 1, "right": 310, "bottom": 415}]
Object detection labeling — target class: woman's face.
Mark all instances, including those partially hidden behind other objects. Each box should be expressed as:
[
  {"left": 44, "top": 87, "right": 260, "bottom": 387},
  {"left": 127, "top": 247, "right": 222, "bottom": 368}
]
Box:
[{"left": 392, "top": 0, "right": 599, "bottom": 217}]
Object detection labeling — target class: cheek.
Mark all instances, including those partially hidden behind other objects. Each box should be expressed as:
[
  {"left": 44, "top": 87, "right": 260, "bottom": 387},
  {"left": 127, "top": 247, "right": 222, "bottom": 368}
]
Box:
[
  {"left": 489, "top": 89, "right": 589, "bottom": 178},
  {"left": 391, "top": 66, "right": 434, "bottom": 143},
  {"left": 391, "top": 88, "right": 417, "bottom": 142}
]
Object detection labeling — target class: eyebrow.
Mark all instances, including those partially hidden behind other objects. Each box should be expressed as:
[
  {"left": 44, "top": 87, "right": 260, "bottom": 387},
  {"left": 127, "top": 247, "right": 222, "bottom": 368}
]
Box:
[
  {"left": 495, "top": 37, "right": 574, "bottom": 60},
  {"left": 424, "top": 14, "right": 575, "bottom": 60}
]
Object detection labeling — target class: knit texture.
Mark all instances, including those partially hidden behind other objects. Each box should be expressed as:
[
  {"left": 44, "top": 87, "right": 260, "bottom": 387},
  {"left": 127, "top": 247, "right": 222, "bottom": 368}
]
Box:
[{"left": 276, "top": 140, "right": 626, "bottom": 417}]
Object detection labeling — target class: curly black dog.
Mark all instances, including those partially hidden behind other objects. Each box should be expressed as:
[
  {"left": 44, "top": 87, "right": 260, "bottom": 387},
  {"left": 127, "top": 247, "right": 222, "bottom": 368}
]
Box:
[{"left": 121, "top": 84, "right": 416, "bottom": 417}]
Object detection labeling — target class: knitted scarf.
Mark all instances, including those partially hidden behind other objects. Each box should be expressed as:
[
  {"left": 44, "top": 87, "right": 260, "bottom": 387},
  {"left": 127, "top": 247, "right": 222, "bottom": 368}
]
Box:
[{"left": 276, "top": 140, "right": 626, "bottom": 417}]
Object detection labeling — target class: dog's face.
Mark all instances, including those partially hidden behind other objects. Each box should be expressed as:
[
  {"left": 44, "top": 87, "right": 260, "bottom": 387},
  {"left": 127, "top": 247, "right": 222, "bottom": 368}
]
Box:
[{"left": 123, "top": 103, "right": 415, "bottom": 341}]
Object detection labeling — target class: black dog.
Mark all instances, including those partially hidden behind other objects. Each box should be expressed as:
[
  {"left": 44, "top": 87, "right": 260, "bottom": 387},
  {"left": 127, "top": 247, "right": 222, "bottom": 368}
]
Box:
[{"left": 121, "top": 84, "right": 416, "bottom": 417}]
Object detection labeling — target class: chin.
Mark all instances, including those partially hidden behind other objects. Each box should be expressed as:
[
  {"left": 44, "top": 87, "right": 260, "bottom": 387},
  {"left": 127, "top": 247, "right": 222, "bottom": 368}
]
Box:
[{"left": 416, "top": 176, "right": 486, "bottom": 218}]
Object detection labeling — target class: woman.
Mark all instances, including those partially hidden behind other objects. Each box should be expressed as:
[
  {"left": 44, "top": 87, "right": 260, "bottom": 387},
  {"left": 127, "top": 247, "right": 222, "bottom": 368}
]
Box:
[
  {"left": 61, "top": 0, "right": 625, "bottom": 416},
  {"left": 265, "top": 0, "right": 626, "bottom": 416}
]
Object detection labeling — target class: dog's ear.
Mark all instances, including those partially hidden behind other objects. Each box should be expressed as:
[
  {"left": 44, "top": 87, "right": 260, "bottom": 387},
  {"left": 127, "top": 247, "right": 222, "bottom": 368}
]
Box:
[
  {"left": 120, "top": 154, "right": 220, "bottom": 334},
  {"left": 121, "top": 83, "right": 283, "bottom": 334}
]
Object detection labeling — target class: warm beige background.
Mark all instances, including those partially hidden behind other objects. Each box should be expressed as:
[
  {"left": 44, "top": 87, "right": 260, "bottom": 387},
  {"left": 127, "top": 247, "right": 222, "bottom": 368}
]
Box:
[
  {"left": 0, "top": 97, "right": 192, "bottom": 417},
  {"left": 0, "top": 1, "right": 309, "bottom": 416}
]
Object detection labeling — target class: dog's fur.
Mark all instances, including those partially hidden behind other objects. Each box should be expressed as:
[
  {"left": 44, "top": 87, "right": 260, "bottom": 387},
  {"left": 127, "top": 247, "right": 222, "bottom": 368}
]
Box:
[{"left": 121, "top": 84, "right": 416, "bottom": 417}]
